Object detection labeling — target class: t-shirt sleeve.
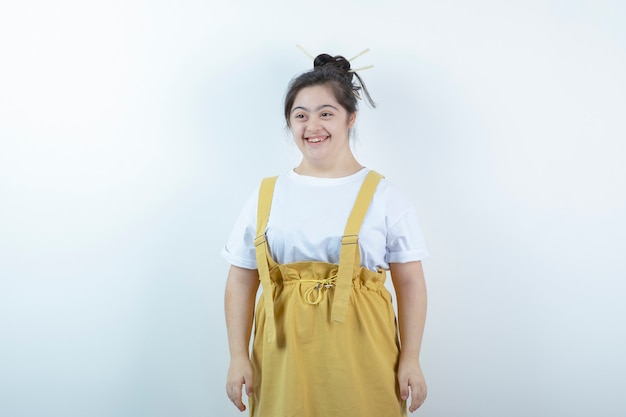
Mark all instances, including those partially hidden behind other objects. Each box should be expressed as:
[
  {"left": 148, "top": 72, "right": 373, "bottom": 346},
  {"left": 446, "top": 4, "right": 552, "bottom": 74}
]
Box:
[
  {"left": 384, "top": 183, "right": 430, "bottom": 263},
  {"left": 221, "top": 186, "right": 259, "bottom": 269}
]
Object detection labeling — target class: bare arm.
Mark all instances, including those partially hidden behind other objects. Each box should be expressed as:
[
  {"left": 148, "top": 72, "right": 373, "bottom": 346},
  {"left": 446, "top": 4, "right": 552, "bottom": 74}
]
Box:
[
  {"left": 224, "top": 265, "right": 260, "bottom": 412},
  {"left": 390, "top": 261, "right": 428, "bottom": 413}
]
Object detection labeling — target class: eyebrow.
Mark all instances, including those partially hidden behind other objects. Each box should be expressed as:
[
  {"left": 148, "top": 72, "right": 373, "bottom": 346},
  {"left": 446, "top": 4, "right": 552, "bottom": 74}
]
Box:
[{"left": 291, "top": 104, "right": 339, "bottom": 114}]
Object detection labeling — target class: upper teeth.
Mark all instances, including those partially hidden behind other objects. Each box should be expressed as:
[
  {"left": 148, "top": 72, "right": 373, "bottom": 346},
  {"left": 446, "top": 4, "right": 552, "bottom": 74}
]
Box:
[{"left": 308, "top": 137, "right": 324, "bottom": 143}]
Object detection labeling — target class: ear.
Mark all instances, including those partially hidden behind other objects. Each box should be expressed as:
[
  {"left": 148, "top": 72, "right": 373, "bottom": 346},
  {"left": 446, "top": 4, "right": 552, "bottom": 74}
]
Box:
[{"left": 348, "top": 112, "right": 357, "bottom": 129}]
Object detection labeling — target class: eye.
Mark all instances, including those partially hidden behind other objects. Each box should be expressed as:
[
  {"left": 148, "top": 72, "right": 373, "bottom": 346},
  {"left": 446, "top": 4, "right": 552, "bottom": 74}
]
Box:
[
  {"left": 293, "top": 113, "right": 306, "bottom": 120},
  {"left": 320, "top": 112, "right": 333, "bottom": 118}
]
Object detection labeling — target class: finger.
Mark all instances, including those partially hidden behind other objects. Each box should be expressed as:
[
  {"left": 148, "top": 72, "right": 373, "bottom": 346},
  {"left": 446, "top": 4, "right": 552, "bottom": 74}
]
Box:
[
  {"left": 398, "top": 374, "right": 409, "bottom": 401},
  {"left": 408, "top": 381, "right": 426, "bottom": 413},
  {"left": 226, "top": 382, "right": 246, "bottom": 412},
  {"left": 244, "top": 373, "right": 254, "bottom": 397}
]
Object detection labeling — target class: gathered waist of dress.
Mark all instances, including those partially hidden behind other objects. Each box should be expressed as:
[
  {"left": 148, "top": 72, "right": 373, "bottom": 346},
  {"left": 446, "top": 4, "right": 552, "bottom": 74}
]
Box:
[{"left": 267, "top": 261, "right": 386, "bottom": 284}]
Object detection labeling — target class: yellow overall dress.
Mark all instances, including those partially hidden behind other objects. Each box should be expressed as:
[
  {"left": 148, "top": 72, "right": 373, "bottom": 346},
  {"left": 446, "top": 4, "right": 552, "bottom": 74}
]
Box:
[{"left": 251, "top": 171, "right": 407, "bottom": 417}]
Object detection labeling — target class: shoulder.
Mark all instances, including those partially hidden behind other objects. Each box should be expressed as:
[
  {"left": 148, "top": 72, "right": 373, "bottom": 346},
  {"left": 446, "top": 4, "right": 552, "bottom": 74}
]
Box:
[
  {"left": 373, "top": 173, "right": 412, "bottom": 205},
  {"left": 368, "top": 172, "right": 417, "bottom": 223}
]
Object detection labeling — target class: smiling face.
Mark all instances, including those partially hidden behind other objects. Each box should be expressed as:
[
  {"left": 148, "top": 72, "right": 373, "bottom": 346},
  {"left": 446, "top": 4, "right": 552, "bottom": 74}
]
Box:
[{"left": 289, "top": 84, "right": 357, "bottom": 175}]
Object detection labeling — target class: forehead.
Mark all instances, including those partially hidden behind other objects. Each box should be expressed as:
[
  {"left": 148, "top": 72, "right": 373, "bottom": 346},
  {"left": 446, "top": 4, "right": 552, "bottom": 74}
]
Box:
[{"left": 292, "top": 84, "right": 341, "bottom": 109}]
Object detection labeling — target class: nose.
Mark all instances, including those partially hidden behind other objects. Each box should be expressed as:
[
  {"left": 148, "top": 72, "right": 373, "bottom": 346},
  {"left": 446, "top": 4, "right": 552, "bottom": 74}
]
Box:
[{"left": 305, "top": 118, "right": 323, "bottom": 133}]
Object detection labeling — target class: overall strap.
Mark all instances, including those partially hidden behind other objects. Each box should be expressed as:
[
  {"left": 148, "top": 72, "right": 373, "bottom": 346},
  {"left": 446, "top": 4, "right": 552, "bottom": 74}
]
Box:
[
  {"left": 331, "top": 170, "right": 384, "bottom": 323},
  {"left": 254, "top": 176, "right": 278, "bottom": 344}
]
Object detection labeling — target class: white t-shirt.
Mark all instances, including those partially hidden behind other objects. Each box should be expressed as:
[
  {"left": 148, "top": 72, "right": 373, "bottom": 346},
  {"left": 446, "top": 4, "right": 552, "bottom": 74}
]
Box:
[{"left": 222, "top": 168, "right": 429, "bottom": 271}]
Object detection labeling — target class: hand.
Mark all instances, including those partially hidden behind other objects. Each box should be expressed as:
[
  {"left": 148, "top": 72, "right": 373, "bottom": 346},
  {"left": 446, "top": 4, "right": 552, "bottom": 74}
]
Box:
[
  {"left": 397, "top": 355, "right": 427, "bottom": 412},
  {"left": 226, "top": 356, "right": 254, "bottom": 412}
]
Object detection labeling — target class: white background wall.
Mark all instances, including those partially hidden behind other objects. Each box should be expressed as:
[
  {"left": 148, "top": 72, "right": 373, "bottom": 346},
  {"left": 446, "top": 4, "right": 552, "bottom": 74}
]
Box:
[{"left": 1, "top": 1, "right": 625, "bottom": 416}]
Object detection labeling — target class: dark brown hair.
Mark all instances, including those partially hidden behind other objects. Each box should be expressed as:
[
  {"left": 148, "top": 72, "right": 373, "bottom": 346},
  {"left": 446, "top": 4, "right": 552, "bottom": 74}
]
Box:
[{"left": 284, "top": 53, "right": 375, "bottom": 127}]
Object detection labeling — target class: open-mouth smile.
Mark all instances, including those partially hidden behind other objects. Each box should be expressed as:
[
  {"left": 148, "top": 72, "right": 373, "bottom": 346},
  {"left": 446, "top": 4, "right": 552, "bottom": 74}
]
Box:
[{"left": 306, "top": 136, "right": 329, "bottom": 144}]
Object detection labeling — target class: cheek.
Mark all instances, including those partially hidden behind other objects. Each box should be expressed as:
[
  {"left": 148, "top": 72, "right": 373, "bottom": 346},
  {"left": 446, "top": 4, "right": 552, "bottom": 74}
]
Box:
[{"left": 291, "top": 125, "right": 305, "bottom": 138}]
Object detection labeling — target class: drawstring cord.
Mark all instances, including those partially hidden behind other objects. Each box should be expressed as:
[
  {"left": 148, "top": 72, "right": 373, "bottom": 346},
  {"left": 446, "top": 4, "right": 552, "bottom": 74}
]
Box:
[{"left": 302, "top": 275, "right": 337, "bottom": 305}]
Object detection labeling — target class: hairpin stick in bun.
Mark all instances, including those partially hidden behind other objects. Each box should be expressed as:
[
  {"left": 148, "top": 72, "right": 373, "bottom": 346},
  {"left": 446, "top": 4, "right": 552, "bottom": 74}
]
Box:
[
  {"left": 296, "top": 44, "right": 315, "bottom": 61},
  {"left": 349, "top": 65, "right": 374, "bottom": 73},
  {"left": 349, "top": 48, "right": 370, "bottom": 62}
]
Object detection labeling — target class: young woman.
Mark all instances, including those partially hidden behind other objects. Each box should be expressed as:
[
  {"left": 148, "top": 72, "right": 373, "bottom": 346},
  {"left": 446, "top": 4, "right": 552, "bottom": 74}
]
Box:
[{"left": 223, "top": 52, "right": 429, "bottom": 416}]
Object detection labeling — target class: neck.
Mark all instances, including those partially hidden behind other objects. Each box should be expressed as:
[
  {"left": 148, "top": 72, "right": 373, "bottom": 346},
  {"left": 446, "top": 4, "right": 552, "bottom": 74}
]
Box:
[{"left": 294, "top": 157, "right": 364, "bottom": 178}]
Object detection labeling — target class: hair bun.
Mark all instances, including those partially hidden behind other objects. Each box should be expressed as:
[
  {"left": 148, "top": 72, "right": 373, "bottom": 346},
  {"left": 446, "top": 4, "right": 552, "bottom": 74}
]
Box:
[{"left": 313, "top": 54, "right": 352, "bottom": 76}]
